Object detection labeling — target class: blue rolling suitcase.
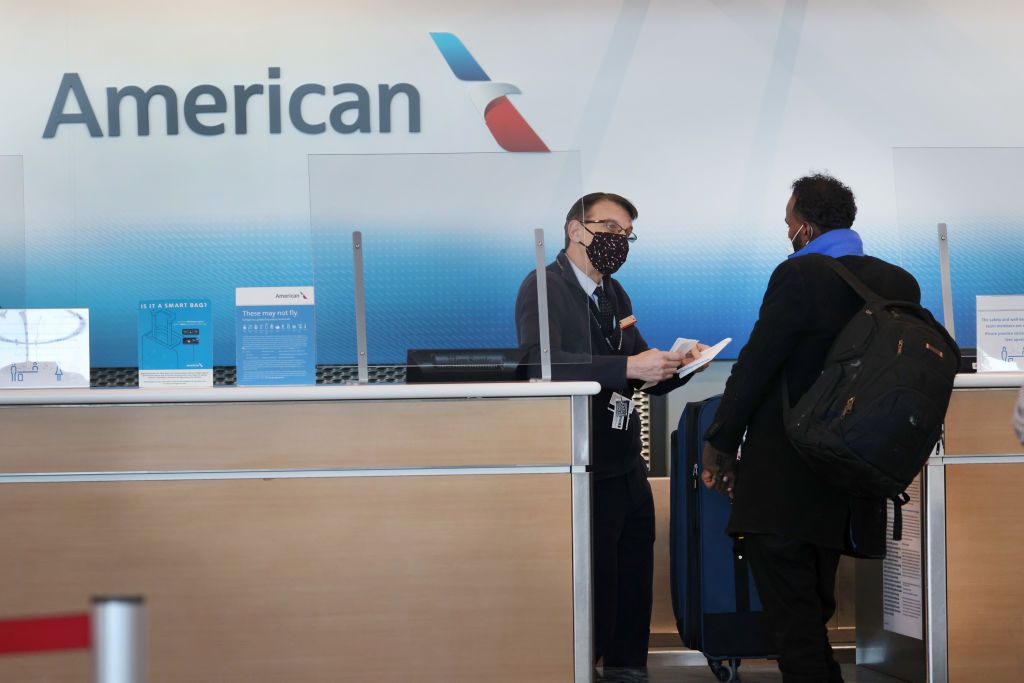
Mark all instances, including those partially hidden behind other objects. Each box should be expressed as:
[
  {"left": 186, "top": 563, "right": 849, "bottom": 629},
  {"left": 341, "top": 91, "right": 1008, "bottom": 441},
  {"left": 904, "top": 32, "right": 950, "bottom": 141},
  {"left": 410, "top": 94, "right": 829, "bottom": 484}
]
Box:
[{"left": 669, "top": 395, "right": 777, "bottom": 682}]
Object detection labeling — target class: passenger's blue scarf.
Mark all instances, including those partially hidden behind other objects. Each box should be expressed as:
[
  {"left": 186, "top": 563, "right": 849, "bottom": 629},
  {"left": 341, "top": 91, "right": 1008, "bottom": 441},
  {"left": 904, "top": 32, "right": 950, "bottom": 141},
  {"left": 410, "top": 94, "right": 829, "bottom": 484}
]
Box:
[{"left": 788, "top": 227, "right": 865, "bottom": 260}]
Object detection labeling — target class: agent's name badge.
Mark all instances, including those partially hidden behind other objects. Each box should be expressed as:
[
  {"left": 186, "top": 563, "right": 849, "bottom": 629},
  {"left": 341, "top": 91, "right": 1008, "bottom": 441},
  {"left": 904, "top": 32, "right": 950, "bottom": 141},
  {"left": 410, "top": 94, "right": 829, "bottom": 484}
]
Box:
[{"left": 608, "top": 392, "right": 635, "bottom": 430}]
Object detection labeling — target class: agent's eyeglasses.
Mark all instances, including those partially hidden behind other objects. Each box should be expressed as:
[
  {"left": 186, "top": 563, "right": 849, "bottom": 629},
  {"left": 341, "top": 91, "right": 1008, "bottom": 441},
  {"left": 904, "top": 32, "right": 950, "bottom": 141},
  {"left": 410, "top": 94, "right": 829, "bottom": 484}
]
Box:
[{"left": 581, "top": 220, "right": 638, "bottom": 242}]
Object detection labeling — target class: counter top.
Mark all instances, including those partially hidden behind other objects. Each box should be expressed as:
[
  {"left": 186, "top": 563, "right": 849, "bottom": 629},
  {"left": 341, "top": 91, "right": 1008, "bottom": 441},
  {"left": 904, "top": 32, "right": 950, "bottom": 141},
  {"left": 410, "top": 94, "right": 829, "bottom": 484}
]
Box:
[
  {"left": 954, "top": 372, "right": 1024, "bottom": 389},
  {"left": 0, "top": 381, "right": 601, "bottom": 406}
]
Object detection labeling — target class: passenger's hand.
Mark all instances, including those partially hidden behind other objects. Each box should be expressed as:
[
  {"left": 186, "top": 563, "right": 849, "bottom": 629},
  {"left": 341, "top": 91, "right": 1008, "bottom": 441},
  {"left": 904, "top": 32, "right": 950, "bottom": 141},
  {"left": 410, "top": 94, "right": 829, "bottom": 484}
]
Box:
[
  {"left": 626, "top": 348, "right": 686, "bottom": 383},
  {"left": 701, "top": 441, "right": 737, "bottom": 498},
  {"left": 681, "top": 343, "right": 711, "bottom": 369}
]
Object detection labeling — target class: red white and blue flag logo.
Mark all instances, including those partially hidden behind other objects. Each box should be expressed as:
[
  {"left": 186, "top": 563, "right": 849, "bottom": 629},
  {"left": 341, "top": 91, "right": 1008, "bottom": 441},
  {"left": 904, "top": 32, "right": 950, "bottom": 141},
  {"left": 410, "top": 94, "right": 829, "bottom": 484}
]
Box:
[{"left": 430, "top": 32, "right": 550, "bottom": 153}]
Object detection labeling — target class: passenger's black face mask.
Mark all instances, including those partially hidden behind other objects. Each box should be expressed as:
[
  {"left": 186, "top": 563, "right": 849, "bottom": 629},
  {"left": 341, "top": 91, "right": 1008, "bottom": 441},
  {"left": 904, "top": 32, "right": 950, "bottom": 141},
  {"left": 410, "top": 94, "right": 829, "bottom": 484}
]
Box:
[{"left": 584, "top": 232, "right": 630, "bottom": 275}]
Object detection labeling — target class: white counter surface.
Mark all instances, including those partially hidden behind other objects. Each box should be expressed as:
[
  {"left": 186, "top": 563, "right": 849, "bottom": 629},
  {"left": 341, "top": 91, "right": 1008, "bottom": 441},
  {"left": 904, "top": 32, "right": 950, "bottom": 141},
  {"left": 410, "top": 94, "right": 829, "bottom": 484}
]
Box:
[
  {"left": 0, "top": 381, "right": 601, "bottom": 406},
  {"left": 954, "top": 372, "right": 1024, "bottom": 389}
]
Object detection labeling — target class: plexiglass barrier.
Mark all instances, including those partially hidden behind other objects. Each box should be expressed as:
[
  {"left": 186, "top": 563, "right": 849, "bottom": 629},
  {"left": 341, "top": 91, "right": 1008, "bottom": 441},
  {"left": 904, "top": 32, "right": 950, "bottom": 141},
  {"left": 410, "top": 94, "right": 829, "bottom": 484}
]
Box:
[
  {"left": 5, "top": 149, "right": 594, "bottom": 381},
  {"left": 0, "top": 156, "right": 25, "bottom": 310},
  {"left": 8, "top": 155, "right": 315, "bottom": 369},
  {"left": 894, "top": 148, "right": 1024, "bottom": 368},
  {"left": 308, "top": 152, "right": 589, "bottom": 382}
]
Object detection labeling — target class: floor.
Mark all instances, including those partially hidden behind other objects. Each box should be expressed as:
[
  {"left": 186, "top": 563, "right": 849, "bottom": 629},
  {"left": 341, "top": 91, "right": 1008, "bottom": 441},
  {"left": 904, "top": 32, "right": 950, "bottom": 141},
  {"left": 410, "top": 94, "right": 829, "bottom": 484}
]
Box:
[
  {"left": 596, "top": 652, "right": 905, "bottom": 682},
  {"left": 643, "top": 662, "right": 901, "bottom": 682}
]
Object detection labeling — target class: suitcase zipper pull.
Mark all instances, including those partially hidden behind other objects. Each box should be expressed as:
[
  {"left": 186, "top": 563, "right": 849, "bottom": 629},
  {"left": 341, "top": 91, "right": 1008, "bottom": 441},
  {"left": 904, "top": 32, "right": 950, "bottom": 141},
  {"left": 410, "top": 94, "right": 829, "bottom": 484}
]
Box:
[{"left": 841, "top": 396, "right": 856, "bottom": 418}]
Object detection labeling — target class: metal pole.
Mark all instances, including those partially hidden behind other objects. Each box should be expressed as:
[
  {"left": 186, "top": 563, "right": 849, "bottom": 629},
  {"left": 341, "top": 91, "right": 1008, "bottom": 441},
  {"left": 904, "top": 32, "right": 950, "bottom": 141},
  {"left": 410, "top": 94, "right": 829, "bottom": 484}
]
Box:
[
  {"left": 570, "top": 394, "right": 593, "bottom": 681},
  {"left": 92, "top": 596, "right": 144, "bottom": 683},
  {"left": 924, "top": 458, "right": 948, "bottom": 683},
  {"left": 533, "top": 229, "right": 552, "bottom": 381},
  {"left": 352, "top": 231, "right": 369, "bottom": 385},
  {"left": 937, "top": 223, "right": 955, "bottom": 339}
]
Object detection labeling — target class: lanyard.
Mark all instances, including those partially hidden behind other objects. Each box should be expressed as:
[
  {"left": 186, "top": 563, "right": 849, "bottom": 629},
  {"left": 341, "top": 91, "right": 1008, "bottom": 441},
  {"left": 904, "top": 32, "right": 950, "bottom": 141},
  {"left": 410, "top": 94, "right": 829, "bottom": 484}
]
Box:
[
  {"left": 588, "top": 299, "right": 623, "bottom": 352},
  {"left": 556, "top": 256, "right": 624, "bottom": 352}
]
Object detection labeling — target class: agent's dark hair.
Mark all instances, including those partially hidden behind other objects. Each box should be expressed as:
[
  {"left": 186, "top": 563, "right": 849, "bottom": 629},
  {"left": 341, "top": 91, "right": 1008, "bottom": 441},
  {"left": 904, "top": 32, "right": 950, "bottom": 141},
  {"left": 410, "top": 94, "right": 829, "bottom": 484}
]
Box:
[
  {"left": 791, "top": 173, "right": 857, "bottom": 231},
  {"left": 564, "top": 192, "right": 638, "bottom": 248}
]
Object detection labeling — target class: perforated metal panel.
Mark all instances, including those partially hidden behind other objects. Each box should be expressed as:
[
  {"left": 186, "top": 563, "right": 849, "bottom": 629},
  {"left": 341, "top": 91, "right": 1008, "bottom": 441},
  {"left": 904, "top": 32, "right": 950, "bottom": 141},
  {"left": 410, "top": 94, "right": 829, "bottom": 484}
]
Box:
[{"left": 91, "top": 365, "right": 407, "bottom": 387}]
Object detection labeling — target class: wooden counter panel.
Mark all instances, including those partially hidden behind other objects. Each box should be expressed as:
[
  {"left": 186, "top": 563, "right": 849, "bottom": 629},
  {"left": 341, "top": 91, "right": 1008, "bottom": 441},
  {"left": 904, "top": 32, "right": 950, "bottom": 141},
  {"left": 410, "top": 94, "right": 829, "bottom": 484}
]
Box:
[
  {"left": 946, "top": 463, "right": 1024, "bottom": 682},
  {"left": 0, "top": 398, "right": 573, "bottom": 473},
  {"left": 650, "top": 477, "right": 676, "bottom": 641},
  {"left": 0, "top": 474, "right": 574, "bottom": 683},
  {"left": 945, "top": 390, "right": 1024, "bottom": 456}
]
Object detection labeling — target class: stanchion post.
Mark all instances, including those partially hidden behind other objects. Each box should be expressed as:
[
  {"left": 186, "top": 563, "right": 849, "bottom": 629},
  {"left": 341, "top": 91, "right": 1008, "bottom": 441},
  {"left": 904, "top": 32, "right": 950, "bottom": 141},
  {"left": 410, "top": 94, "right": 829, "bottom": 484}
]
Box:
[
  {"left": 533, "top": 228, "right": 552, "bottom": 381},
  {"left": 352, "top": 230, "right": 369, "bottom": 385},
  {"left": 937, "top": 222, "right": 955, "bottom": 338},
  {"left": 92, "top": 596, "right": 145, "bottom": 683}
]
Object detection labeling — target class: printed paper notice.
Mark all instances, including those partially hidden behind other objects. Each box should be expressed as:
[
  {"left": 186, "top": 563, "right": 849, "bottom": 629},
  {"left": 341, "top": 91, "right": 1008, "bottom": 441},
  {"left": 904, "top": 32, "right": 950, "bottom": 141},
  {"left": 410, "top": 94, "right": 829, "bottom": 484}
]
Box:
[
  {"left": 235, "top": 286, "right": 316, "bottom": 386},
  {"left": 138, "top": 299, "right": 213, "bottom": 388},
  {"left": 883, "top": 475, "right": 923, "bottom": 640},
  {"left": 976, "top": 295, "right": 1024, "bottom": 372},
  {"left": 0, "top": 308, "right": 90, "bottom": 388}
]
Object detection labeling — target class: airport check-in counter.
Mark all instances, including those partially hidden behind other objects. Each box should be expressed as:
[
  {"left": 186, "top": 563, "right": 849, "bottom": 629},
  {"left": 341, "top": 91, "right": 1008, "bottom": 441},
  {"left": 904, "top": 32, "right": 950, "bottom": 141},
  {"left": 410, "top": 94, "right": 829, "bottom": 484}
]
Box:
[
  {"left": 858, "top": 372, "right": 1024, "bottom": 683},
  {"left": 0, "top": 382, "right": 599, "bottom": 683}
]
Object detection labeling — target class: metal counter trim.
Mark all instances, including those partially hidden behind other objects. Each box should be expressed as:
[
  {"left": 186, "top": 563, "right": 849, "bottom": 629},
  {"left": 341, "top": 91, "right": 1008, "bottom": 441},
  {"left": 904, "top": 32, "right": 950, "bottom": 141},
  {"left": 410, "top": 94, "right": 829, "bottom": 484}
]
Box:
[
  {"left": 0, "top": 382, "right": 602, "bottom": 406},
  {"left": 0, "top": 465, "right": 584, "bottom": 484}
]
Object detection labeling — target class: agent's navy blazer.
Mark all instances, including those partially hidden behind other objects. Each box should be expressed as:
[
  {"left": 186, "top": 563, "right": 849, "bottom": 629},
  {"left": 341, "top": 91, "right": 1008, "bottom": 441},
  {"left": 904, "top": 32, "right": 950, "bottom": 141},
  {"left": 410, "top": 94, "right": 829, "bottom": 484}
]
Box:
[{"left": 516, "top": 250, "right": 690, "bottom": 480}]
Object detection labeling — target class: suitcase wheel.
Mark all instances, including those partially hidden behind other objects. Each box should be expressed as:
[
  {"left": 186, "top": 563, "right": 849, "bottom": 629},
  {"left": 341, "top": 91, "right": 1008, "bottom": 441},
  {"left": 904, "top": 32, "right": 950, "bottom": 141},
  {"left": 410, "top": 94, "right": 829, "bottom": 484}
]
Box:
[{"left": 707, "top": 657, "right": 742, "bottom": 682}]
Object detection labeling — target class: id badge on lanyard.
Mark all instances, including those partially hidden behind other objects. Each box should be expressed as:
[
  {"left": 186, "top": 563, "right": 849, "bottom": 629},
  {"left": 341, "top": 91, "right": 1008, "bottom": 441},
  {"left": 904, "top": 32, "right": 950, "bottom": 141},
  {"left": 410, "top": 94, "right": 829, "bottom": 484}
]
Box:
[{"left": 608, "top": 391, "right": 635, "bottom": 430}]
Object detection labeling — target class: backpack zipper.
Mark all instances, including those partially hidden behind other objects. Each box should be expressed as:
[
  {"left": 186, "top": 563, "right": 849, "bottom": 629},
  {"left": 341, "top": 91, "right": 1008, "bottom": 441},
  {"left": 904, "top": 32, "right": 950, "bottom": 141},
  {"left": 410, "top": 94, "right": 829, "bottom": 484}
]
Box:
[{"left": 841, "top": 396, "right": 856, "bottom": 418}]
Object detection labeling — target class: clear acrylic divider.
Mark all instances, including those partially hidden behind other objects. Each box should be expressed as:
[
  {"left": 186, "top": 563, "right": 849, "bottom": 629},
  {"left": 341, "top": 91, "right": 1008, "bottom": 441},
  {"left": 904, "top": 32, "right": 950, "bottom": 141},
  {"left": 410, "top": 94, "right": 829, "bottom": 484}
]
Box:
[
  {"left": 894, "top": 148, "right": 1024, "bottom": 370},
  {"left": 0, "top": 156, "right": 25, "bottom": 310},
  {"left": 11, "top": 150, "right": 317, "bottom": 373},
  {"left": 308, "top": 151, "right": 589, "bottom": 383}
]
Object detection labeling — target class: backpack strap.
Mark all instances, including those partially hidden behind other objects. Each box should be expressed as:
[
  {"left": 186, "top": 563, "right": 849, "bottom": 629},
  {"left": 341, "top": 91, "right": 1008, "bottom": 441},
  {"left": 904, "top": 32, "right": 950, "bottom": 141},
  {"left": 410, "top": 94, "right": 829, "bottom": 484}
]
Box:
[
  {"left": 891, "top": 491, "right": 911, "bottom": 541},
  {"left": 823, "top": 256, "right": 962, "bottom": 365},
  {"left": 818, "top": 256, "right": 886, "bottom": 303}
]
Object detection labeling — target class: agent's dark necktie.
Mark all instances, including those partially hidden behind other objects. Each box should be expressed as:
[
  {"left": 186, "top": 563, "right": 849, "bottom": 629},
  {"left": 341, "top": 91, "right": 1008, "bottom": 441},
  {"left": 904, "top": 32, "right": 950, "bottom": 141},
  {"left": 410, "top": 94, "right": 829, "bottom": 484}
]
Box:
[{"left": 594, "top": 285, "right": 616, "bottom": 337}]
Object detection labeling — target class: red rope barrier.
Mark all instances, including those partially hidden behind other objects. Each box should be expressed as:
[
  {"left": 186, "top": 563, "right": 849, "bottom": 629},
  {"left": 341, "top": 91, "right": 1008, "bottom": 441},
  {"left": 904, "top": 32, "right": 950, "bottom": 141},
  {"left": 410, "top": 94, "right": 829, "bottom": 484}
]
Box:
[{"left": 0, "top": 613, "right": 90, "bottom": 655}]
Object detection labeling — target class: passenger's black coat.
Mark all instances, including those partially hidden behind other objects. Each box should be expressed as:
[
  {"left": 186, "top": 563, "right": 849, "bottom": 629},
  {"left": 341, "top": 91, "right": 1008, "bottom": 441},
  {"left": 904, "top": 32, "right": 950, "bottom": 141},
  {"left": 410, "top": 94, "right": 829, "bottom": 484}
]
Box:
[{"left": 706, "top": 253, "right": 921, "bottom": 549}]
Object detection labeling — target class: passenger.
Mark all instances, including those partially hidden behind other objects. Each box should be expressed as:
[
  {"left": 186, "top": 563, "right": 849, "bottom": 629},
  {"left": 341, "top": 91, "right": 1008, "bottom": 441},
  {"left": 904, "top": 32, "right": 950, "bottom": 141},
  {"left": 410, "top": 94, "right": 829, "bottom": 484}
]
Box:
[{"left": 701, "top": 174, "right": 922, "bottom": 683}]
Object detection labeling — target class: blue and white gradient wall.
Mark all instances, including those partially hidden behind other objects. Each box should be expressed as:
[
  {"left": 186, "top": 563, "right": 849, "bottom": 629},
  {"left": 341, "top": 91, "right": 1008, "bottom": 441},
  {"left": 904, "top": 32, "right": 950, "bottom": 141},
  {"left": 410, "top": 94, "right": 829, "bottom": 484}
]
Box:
[{"left": 1, "top": 1, "right": 1022, "bottom": 366}]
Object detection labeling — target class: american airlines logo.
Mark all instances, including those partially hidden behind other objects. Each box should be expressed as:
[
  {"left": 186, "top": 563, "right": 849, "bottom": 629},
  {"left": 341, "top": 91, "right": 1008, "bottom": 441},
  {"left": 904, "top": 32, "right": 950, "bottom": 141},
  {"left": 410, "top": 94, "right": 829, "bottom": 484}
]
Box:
[
  {"left": 41, "top": 33, "right": 548, "bottom": 152},
  {"left": 429, "top": 32, "right": 549, "bottom": 152}
]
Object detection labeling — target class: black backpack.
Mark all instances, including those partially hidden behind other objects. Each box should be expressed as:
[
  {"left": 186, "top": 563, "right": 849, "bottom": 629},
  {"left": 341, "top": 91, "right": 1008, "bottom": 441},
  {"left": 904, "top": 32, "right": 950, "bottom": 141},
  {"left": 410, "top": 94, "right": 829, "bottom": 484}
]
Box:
[{"left": 784, "top": 258, "right": 960, "bottom": 537}]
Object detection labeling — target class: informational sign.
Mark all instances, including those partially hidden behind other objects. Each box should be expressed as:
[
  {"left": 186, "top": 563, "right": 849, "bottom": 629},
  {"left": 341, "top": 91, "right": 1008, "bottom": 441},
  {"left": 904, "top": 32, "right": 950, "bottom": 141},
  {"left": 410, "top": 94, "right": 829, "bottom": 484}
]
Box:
[
  {"left": 0, "top": 308, "right": 90, "bottom": 388},
  {"left": 137, "top": 299, "right": 213, "bottom": 388},
  {"left": 976, "top": 295, "right": 1024, "bottom": 372},
  {"left": 882, "top": 476, "right": 923, "bottom": 640},
  {"left": 235, "top": 287, "right": 316, "bottom": 386}
]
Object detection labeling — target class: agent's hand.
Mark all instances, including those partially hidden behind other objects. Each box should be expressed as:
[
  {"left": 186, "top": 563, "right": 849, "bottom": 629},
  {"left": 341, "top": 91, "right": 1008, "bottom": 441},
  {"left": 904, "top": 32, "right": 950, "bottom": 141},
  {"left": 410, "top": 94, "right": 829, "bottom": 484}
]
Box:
[
  {"left": 626, "top": 348, "right": 686, "bottom": 383},
  {"left": 701, "top": 441, "right": 737, "bottom": 498}
]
